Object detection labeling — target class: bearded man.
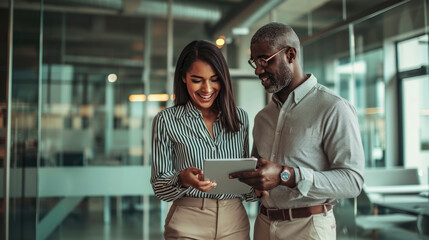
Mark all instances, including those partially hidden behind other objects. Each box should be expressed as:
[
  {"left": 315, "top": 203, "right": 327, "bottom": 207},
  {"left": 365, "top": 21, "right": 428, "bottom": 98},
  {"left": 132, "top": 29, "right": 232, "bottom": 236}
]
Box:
[{"left": 230, "top": 22, "right": 365, "bottom": 240}]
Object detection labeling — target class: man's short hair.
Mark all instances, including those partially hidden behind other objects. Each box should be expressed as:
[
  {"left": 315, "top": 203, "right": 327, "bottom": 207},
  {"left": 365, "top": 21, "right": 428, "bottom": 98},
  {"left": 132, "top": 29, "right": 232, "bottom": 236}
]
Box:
[{"left": 251, "top": 22, "right": 300, "bottom": 52}]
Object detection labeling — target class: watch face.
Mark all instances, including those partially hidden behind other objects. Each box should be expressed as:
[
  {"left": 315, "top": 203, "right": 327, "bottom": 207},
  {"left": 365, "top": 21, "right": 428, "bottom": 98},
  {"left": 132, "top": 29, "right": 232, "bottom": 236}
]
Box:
[{"left": 281, "top": 169, "right": 291, "bottom": 182}]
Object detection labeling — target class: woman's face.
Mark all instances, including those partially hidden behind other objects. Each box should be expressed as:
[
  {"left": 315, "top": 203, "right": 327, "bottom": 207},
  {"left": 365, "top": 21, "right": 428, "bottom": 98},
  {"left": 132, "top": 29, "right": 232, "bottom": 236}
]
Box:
[{"left": 183, "top": 59, "right": 221, "bottom": 114}]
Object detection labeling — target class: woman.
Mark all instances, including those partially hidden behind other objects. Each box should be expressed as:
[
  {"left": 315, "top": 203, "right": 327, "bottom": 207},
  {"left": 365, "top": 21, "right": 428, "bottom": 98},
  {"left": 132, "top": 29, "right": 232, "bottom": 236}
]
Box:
[{"left": 151, "top": 40, "right": 256, "bottom": 239}]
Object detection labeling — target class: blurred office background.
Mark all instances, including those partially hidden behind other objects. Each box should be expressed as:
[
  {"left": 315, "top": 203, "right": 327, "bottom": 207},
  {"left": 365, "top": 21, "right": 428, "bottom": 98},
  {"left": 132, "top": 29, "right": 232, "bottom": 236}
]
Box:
[{"left": 1, "top": 0, "right": 429, "bottom": 239}]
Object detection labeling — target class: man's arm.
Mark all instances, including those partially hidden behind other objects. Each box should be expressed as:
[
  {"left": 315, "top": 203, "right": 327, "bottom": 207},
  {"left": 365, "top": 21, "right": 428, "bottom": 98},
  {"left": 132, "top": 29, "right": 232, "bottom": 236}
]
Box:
[
  {"left": 231, "top": 100, "right": 365, "bottom": 199},
  {"left": 295, "top": 100, "right": 365, "bottom": 199}
]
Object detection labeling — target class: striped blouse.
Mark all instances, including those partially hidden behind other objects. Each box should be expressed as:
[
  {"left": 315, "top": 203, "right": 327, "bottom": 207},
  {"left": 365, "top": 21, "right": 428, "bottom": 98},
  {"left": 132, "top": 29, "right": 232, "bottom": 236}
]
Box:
[{"left": 151, "top": 101, "right": 257, "bottom": 202}]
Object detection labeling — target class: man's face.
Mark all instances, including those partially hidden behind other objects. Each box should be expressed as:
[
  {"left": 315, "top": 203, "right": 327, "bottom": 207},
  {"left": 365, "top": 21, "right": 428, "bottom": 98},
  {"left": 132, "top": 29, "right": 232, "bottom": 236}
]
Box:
[{"left": 250, "top": 41, "right": 294, "bottom": 93}]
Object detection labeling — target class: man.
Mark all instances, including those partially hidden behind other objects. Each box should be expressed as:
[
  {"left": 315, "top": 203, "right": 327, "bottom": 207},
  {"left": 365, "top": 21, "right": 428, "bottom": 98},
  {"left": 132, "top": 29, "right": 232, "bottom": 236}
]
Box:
[{"left": 229, "top": 22, "right": 364, "bottom": 239}]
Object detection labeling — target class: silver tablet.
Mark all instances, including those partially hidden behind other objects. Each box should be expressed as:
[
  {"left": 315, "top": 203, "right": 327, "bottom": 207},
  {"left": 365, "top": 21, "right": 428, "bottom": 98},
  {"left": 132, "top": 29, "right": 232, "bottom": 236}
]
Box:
[{"left": 203, "top": 158, "right": 257, "bottom": 194}]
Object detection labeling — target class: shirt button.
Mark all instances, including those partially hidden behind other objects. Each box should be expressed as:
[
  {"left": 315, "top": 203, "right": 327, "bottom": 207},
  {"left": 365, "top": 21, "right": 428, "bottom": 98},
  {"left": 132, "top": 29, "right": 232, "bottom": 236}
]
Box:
[{"left": 212, "top": 146, "right": 216, "bottom": 151}]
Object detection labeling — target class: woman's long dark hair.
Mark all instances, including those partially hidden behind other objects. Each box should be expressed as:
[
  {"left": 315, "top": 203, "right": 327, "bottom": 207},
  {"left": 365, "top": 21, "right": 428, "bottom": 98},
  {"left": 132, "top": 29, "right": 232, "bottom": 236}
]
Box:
[{"left": 174, "top": 40, "right": 241, "bottom": 133}]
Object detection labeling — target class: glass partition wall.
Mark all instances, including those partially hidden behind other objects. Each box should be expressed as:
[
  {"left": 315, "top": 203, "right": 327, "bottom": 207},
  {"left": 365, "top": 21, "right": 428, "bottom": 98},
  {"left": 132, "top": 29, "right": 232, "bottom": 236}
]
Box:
[
  {"left": 39, "top": 11, "right": 157, "bottom": 240},
  {"left": 1, "top": 0, "right": 41, "bottom": 239},
  {"left": 37, "top": 4, "right": 210, "bottom": 240},
  {"left": 2, "top": 0, "right": 429, "bottom": 239},
  {"left": 0, "top": 1, "right": 10, "bottom": 239},
  {"left": 1, "top": 0, "right": 214, "bottom": 239}
]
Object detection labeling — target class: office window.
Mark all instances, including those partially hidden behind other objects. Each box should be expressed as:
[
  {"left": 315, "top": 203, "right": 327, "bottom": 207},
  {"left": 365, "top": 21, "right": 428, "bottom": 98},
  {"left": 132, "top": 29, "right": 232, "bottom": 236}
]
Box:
[
  {"left": 398, "top": 35, "right": 429, "bottom": 72},
  {"left": 398, "top": 34, "right": 429, "bottom": 182}
]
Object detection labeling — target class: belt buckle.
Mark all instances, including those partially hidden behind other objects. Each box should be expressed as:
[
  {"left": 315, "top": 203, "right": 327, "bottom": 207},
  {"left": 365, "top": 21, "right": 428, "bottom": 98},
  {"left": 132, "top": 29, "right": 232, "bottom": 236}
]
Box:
[{"left": 266, "top": 208, "right": 277, "bottom": 220}]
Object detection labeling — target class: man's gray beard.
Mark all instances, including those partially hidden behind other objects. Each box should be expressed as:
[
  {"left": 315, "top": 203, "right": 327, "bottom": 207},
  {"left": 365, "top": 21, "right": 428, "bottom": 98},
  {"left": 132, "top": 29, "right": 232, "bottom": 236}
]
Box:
[
  {"left": 266, "top": 65, "right": 293, "bottom": 94},
  {"left": 265, "top": 76, "right": 292, "bottom": 94},
  {"left": 265, "top": 83, "right": 277, "bottom": 93}
]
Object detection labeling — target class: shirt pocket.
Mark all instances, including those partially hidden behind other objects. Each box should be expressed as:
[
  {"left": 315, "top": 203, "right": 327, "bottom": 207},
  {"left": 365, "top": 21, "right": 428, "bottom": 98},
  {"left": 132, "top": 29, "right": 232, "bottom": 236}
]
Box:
[{"left": 283, "top": 126, "right": 322, "bottom": 149}]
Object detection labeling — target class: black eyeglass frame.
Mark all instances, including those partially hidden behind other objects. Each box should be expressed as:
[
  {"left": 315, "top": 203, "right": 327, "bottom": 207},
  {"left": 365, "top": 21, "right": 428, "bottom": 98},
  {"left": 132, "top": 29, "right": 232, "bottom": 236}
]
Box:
[{"left": 248, "top": 47, "right": 291, "bottom": 69}]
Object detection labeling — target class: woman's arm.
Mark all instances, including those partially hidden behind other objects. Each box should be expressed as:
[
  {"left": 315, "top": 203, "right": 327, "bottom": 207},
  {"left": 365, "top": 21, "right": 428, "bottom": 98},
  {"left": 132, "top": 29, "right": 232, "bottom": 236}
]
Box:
[{"left": 150, "top": 112, "right": 191, "bottom": 202}]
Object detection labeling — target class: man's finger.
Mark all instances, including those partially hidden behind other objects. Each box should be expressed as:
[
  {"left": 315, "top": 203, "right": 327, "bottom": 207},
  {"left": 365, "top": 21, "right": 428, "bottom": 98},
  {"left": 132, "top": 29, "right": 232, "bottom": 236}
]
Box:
[
  {"left": 229, "top": 170, "right": 260, "bottom": 179},
  {"left": 257, "top": 157, "right": 269, "bottom": 166},
  {"left": 237, "top": 177, "right": 262, "bottom": 188}
]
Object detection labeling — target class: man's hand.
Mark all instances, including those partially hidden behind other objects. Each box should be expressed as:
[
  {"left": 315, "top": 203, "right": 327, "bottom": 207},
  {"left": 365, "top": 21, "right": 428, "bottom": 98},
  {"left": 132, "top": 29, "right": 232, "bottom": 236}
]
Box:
[
  {"left": 229, "top": 158, "right": 282, "bottom": 190},
  {"left": 255, "top": 189, "right": 269, "bottom": 197},
  {"left": 179, "top": 167, "right": 216, "bottom": 192}
]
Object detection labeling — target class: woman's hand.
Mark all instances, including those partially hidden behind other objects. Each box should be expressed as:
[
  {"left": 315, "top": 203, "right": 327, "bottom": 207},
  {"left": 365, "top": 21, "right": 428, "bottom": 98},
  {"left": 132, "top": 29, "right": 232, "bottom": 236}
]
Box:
[{"left": 178, "top": 167, "right": 217, "bottom": 192}]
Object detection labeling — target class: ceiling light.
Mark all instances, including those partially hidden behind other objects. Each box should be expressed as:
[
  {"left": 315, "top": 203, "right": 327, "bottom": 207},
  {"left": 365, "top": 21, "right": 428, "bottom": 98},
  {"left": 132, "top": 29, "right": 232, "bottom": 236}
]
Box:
[
  {"left": 216, "top": 35, "right": 226, "bottom": 48},
  {"left": 107, "top": 73, "right": 117, "bottom": 83}
]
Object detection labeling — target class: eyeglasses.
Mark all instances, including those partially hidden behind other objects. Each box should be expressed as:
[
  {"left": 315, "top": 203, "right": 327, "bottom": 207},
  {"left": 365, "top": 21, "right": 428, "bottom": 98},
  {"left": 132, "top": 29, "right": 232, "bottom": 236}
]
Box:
[{"left": 248, "top": 47, "right": 290, "bottom": 69}]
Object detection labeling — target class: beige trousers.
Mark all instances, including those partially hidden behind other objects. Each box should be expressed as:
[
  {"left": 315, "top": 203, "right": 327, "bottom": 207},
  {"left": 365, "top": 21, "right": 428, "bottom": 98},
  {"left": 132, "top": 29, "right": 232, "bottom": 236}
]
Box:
[
  {"left": 254, "top": 208, "right": 336, "bottom": 240},
  {"left": 164, "top": 197, "right": 250, "bottom": 240}
]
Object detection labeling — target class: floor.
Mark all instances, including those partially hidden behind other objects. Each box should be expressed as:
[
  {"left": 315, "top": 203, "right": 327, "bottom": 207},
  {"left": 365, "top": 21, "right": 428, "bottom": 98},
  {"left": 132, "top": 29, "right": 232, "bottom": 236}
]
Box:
[{"left": 43, "top": 197, "right": 428, "bottom": 240}]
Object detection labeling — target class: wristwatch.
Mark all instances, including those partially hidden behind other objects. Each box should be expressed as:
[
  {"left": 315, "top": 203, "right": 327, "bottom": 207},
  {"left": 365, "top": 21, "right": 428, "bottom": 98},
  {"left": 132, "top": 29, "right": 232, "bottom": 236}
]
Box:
[{"left": 280, "top": 167, "right": 291, "bottom": 184}]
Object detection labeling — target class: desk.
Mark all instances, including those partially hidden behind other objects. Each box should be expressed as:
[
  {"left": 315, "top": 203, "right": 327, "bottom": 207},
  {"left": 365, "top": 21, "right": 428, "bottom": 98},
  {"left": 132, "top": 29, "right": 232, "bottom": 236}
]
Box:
[
  {"left": 371, "top": 195, "right": 429, "bottom": 205},
  {"left": 365, "top": 184, "right": 429, "bottom": 195},
  {"left": 376, "top": 198, "right": 429, "bottom": 235},
  {"left": 377, "top": 201, "right": 429, "bottom": 215},
  {"left": 365, "top": 184, "right": 429, "bottom": 206},
  {"left": 362, "top": 183, "right": 429, "bottom": 236}
]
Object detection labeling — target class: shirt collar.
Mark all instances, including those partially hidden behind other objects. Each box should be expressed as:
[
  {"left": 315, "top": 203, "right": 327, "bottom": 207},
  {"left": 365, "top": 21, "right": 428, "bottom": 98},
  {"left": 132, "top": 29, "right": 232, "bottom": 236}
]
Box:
[
  {"left": 175, "top": 101, "right": 202, "bottom": 119},
  {"left": 175, "top": 101, "right": 222, "bottom": 122},
  {"left": 272, "top": 73, "right": 317, "bottom": 105},
  {"left": 293, "top": 74, "right": 317, "bottom": 104}
]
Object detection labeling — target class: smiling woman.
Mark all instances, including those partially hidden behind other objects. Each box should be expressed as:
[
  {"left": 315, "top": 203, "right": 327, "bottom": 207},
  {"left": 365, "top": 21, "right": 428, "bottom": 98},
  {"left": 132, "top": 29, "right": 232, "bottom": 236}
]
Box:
[{"left": 150, "top": 40, "right": 257, "bottom": 240}]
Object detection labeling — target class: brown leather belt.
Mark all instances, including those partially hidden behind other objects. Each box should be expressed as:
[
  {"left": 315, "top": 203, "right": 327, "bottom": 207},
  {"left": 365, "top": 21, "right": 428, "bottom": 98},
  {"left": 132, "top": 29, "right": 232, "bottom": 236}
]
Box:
[{"left": 260, "top": 204, "right": 332, "bottom": 221}]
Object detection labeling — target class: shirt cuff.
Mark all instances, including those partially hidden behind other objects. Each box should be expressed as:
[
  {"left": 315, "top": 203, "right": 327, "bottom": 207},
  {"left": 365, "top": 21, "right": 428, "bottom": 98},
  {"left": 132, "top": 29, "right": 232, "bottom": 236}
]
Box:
[
  {"left": 168, "top": 171, "right": 181, "bottom": 186},
  {"left": 243, "top": 189, "right": 259, "bottom": 202},
  {"left": 169, "top": 171, "right": 191, "bottom": 193},
  {"left": 293, "top": 167, "right": 301, "bottom": 184},
  {"left": 295, "top": 167, "right": 314, "bottom": 196},
  {"left": 170, "top": 171, "right": 193, "bottom": 198}
]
